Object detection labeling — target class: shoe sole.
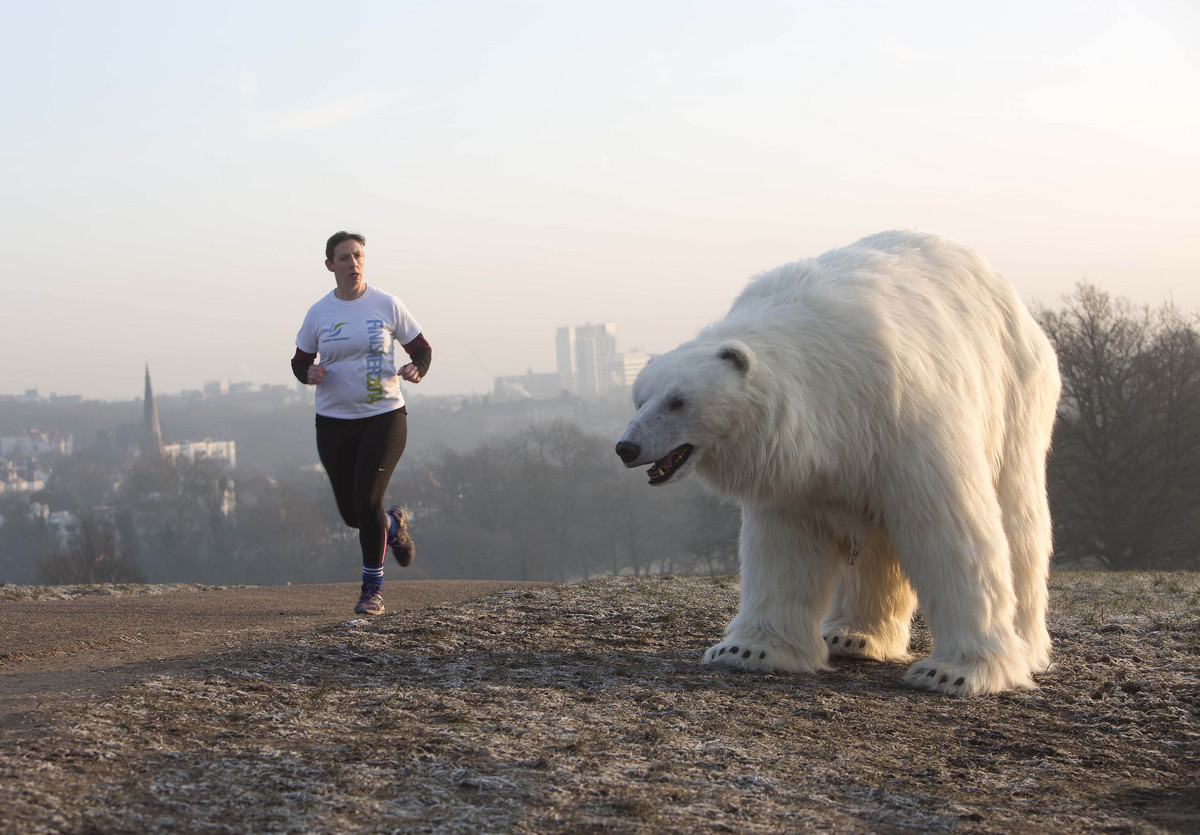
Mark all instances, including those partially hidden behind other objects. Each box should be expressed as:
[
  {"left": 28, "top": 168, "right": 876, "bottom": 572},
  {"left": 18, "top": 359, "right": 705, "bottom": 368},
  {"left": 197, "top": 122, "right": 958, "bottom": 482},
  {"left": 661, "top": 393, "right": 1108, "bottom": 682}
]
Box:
[{"left": 387, "top": 506, "right": 416, "bottom": 567}]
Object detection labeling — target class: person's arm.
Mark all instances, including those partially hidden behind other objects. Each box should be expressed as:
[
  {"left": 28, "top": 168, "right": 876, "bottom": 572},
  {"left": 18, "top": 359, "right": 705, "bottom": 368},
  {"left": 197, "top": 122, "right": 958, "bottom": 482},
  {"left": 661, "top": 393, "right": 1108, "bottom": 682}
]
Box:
[
  {"left": 291, "top": 348, "right": 321, "bottom": 384},
  {"left": 399, "top": 334, "right": 431, "bottom": 382}
]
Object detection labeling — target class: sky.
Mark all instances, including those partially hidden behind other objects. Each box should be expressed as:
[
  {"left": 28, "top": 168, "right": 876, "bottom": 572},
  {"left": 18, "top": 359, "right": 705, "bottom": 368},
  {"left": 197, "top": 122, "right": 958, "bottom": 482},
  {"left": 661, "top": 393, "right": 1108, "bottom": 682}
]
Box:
[{"left": 3, "top": 0, "right": 1198, "bottom": 401}]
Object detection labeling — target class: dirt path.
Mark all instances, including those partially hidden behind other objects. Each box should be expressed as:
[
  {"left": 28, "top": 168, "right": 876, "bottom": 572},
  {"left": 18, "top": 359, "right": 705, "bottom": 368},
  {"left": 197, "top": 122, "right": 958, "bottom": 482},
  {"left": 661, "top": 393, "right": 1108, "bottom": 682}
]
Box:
[{"left": 0, "top": 581, "right": 545, "bottom": 717}]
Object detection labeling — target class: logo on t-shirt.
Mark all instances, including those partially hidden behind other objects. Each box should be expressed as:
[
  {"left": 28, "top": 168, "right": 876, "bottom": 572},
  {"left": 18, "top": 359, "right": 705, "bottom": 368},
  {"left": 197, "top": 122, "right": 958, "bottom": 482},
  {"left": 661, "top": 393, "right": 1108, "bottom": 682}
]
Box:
[
  {"left": 366, "top": 319, "right": 387, "bottom": 403},
  {"left": 321, "top": 322, "right": 350, "bottom": 343}
]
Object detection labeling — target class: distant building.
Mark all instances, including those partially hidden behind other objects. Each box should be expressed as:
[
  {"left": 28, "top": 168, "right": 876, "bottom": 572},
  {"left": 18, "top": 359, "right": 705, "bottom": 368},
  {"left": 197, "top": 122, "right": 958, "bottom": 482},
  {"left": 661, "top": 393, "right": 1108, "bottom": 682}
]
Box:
[
  {"left": 439, "top": 392, "right": 634, "bottom": 443},
  {"left": 0, "top": 429, "right": 74, "bottom": 459},
  {"left": 610, "top": 351, "right": 651, "bottom": 389},
  {"left": 141, "top": 363, "right": 165, "bottom": 465},
  {"left": 0, "top": 459, "right": 46, "bottom": 495},
  {"left": 555, "top": 326, "right": 577, "bottom": 393},
  {"left": 142, "top": 365, "right": 236, "bottom": 469},
  {"left": 556, "top": 322, "right": 620, "bottom": 397},
  {"left": 163, "top": 439, "right": 237, "bottom": 470},
  {"left": 555, "top": 322, "right": 646, "bottom": 398},
  {"left": 576, "top": 323, "right": 617, "bottom": 397},
  {"left": 494, "top": 371, "right": 567, "bottom": 402}
]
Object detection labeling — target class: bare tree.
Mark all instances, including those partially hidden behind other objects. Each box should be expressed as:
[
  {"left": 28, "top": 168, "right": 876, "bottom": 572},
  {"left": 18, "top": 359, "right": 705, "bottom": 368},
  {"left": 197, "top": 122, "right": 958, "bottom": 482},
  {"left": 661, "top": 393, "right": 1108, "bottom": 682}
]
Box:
[
  {"left": 37, "top": 508, "right": 145, "bottom": 584},
  {"left": 0, "top": 497, "right": 55, "bottom": 584},
  {"left": 1038, "top": 284, "right": 1200, "bottom": 568},
  {"left": 405, "top": 421, "right": 741, "bottom": 581},
  {"left": 231, "top": 468, "right": 357, "bottom": 584},
  {"left": 680, "top": 490, "right": 741, "bottom": 575}
]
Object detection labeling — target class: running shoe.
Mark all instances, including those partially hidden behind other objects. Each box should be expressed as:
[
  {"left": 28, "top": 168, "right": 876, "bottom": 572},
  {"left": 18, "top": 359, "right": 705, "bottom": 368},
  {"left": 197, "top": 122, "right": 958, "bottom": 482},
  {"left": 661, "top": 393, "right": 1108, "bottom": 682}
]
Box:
[
  {"left": 386, "top": 505, "right": 415, "bottom": 567},
  {"left": 354, "top": 582, "right": 385, "bottom": 615}
]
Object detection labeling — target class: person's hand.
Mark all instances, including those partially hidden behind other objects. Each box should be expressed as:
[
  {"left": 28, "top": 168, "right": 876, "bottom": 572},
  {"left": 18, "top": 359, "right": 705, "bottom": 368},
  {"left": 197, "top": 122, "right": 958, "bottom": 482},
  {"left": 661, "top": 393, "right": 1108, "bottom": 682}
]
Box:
[
  {"left": 399, "top": 363, "right": 422, "bottom": 383},
  {"left": 307, "top": 365, "right": 326, "bottom": 385}
]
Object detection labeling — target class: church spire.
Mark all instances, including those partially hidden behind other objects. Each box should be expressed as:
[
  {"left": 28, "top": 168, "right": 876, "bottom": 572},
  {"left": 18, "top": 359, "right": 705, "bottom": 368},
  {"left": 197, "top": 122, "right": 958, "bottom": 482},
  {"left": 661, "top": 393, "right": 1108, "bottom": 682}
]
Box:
[{"left": 142, "top": 363, "right": 164, "bottom": 462}]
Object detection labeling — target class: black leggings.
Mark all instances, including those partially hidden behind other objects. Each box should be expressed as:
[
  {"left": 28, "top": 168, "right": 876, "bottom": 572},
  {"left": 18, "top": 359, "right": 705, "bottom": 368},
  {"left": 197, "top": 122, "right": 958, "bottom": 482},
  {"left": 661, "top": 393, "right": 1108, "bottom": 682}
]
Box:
[{"left": 315, "top": 408, "right": 408, "bottom": 567}]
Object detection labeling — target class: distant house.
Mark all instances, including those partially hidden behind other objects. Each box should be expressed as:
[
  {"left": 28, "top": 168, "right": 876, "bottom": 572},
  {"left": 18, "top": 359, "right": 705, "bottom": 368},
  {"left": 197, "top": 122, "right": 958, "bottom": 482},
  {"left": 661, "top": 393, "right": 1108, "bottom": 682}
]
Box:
[
  {"left": 163, "top": 439, "right": 237, "bottom": 470},
  {"left": 0, "top": 429, "right": 74, "bottom": 460}
]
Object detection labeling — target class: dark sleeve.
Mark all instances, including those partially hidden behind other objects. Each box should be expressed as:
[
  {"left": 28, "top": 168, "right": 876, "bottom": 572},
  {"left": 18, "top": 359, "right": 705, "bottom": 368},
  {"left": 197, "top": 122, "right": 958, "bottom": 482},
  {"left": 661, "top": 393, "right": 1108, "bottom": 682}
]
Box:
[
  {"left": 401, "top": 333, "right": 431, "bottom": 377},
  {"left": 291, "top": 348, "right": 316, "bottom": 384}
]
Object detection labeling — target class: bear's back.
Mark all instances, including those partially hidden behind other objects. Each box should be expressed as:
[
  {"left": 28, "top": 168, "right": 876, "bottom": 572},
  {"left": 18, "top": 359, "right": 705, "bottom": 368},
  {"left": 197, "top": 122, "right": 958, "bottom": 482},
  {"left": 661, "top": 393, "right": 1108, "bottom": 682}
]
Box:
[
  {"left": 732, "top": 230, "right": 1005, "bottom": 312},
  {"left": 711, "top": 229, "right": 1055, "bottom": 436},
  {"left": 725, "top": 230, "right": 1038, "bottom": 356}
]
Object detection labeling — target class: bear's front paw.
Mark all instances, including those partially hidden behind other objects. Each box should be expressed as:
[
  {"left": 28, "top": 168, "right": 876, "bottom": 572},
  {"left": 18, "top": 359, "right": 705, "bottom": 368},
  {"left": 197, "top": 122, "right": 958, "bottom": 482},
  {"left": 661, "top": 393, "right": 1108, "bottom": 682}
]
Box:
[
  {"left": 903, "top": 656, "right": 1035, "bottom": 696},
  {"left": 703, "top": 640, "right": 775, "bottom": 672},
  {"left": 703, "top": 635, "right": 830, "bottom": 674}
]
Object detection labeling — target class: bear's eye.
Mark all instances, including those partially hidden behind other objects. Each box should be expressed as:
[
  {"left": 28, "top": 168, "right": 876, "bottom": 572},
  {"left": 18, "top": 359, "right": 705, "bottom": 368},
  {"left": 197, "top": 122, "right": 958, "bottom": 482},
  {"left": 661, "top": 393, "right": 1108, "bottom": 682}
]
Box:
[{"left": 668, "top": 397, "right": 685, "bottom": 411}]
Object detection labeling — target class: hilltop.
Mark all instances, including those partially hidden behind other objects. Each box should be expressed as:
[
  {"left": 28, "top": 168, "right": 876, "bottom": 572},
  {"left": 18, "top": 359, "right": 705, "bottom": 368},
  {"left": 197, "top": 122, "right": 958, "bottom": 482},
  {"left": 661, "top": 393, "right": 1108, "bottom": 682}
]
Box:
[{"left": 1, "top": 572, "right": 1197, "bottom": 833}]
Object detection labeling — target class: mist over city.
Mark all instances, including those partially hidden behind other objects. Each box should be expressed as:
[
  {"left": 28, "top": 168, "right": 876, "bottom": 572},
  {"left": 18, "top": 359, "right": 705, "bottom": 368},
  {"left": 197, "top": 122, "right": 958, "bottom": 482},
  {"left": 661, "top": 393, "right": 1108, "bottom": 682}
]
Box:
[{"left": 3, "top": 1, "right": 1199, "bottom": 587}]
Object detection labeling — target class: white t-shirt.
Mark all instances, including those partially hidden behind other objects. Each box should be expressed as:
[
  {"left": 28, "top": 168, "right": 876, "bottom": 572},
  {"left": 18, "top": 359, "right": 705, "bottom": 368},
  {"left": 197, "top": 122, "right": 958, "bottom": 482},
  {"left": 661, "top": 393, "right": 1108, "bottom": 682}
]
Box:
[{"left": 296, "top": 286, "right": 423, "bottom": 419}]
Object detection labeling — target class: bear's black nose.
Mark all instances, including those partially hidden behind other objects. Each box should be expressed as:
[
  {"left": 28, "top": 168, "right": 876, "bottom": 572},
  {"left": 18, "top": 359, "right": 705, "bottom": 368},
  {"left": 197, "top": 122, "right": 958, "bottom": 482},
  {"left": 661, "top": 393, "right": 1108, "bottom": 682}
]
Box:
[{"left": 615, "top": 441, "right": 640, "bottom": 464}]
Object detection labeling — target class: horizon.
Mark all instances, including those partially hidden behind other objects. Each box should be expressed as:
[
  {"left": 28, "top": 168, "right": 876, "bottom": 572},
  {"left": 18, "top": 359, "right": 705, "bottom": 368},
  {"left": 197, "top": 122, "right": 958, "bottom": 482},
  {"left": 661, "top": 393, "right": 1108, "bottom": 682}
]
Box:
[{"left": 4, "top": 0, "right": 1198, "bottom": 401}]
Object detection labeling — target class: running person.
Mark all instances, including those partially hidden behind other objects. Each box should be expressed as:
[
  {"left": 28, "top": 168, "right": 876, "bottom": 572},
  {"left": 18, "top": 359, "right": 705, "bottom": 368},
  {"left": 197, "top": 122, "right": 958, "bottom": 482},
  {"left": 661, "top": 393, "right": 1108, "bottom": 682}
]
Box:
[{"left": 291, "top": 231, "right": 431, "bottom": 615}]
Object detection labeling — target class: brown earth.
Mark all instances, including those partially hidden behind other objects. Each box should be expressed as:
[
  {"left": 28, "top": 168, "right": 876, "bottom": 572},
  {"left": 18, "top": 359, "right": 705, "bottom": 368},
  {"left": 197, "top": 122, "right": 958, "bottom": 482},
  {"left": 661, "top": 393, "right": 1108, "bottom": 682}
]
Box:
[
  {"left": 0, "top": 581, "right": 545, "bottom": 716},
  {"left": 1, "top": 572, "right": 1198, "bottom": 833}
]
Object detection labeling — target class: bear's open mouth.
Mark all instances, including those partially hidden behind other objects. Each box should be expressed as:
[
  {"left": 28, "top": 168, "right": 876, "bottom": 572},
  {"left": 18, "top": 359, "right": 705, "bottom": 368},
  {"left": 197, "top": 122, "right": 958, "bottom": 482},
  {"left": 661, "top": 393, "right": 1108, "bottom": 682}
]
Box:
[{"left": 647, "top": 444, "right": 693, "bottom": 484}]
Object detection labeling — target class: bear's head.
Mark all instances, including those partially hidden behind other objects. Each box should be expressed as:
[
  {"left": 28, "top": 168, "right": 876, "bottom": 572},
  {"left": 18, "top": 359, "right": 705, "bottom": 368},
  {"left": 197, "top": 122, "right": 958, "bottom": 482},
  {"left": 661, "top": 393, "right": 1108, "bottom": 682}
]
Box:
[{"left": 615, "top": 339, "right": 756, "bottom": 485}]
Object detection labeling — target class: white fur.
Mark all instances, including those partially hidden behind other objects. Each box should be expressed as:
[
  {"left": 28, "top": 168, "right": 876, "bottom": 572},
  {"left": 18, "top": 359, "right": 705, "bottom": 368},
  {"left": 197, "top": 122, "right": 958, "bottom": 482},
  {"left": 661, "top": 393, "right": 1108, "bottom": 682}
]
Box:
[{"left": 617, "top": 230, "right": 1060, "bottom": 696}]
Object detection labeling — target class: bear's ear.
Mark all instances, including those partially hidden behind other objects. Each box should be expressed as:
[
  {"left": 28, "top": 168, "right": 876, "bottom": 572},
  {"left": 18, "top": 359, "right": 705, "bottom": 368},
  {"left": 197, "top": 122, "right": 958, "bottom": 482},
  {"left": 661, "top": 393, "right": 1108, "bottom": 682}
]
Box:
[{"left": 717, "top": 340, "right": 755, "bottom": 377}]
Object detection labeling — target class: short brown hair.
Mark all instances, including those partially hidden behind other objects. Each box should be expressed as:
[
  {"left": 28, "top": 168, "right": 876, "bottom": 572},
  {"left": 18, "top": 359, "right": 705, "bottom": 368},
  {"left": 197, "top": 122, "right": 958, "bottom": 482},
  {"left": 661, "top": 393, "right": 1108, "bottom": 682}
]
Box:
[{"left": 326, "top": 231, "right": 366, "bottom": 261}]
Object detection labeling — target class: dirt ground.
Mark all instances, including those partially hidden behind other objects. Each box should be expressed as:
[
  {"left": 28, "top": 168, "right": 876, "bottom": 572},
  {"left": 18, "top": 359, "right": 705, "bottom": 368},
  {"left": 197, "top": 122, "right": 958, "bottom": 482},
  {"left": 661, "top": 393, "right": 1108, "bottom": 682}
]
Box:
[
  {"left": 1, "top": 572, "right": 1197, "bottom": 834},
  {"left": 0, "top": 580, "right": 545, "bottom": 716}
]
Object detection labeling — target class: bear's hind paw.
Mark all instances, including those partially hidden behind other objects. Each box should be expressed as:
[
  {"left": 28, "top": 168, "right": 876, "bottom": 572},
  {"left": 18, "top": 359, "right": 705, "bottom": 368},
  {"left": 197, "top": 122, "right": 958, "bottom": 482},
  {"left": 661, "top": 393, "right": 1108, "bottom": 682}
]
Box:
[{"left": 823, "top": 629, "right": 903, "bottom": 662}]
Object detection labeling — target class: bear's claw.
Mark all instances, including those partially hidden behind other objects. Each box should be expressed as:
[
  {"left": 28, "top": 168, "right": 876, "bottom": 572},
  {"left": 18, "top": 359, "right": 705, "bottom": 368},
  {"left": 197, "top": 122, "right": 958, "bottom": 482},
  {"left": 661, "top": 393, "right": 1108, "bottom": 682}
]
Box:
[
  {"left": 824, "top": 630, "right": 870, "bottom": 657},
  {"left": 702, "top": 636, "right": 831, "bottom": 674},
  {"left": 904, "top": 661, "right": 971, "bottom": 695},
  {"left": 821, "top": 627, "right": 911, "bottom": 662},
  {"left": 703, "top": 641, "right": 774, "bottom": 672},
  {"left": 902, "top": 656, "right": 1036, "bottom": 696}
]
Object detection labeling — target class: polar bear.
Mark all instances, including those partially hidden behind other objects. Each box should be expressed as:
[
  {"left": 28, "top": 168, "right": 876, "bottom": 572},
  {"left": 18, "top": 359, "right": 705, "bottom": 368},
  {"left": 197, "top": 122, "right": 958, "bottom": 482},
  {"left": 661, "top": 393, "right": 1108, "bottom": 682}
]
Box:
[{"left": 615, "top": 230, "right": 1060, "bottom": 696}]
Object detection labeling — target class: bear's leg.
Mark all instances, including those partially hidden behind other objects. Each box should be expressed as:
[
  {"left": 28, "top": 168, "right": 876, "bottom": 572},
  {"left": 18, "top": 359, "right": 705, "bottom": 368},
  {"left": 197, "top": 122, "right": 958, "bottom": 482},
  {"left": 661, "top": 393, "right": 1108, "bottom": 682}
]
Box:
[
  {"left": 820, "top": 538, "right": 916, "bottom": 662},
  {"left": 997, "top": 435, "right": 1054, "bottom": 674},
  {"left": 885, "top": 451, "right": 1035, "bottom": 696},
  {"left": 703, "top": 503, "right": 839, "bottom": 674}
]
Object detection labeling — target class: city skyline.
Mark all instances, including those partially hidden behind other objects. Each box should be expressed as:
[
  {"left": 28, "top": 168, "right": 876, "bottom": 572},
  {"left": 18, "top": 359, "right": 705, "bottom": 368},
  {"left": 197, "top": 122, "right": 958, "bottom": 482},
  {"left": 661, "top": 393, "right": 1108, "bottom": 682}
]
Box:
[{"left": 5, "top": 319, "right": 647, "bottom": 404}]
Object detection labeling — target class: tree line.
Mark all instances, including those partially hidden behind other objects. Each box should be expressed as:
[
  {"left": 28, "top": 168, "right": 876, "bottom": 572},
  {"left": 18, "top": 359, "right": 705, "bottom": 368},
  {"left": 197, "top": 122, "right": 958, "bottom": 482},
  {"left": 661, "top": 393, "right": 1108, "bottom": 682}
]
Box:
[
  {"left": 2, "top": 281, "right": 1198, "bottom": 585},
  {"left": 0, "top": 427, "right": 739, "bottom": 586},
  {"left": 1038, "top": 284, "right": 1200, "bottom": 569}
]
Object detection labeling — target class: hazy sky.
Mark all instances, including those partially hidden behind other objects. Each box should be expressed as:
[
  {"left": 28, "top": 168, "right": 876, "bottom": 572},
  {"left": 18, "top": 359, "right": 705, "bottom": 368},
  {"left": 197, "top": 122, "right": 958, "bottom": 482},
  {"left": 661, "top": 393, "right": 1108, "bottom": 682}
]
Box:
[{"left": 4, "top": 0, "right": 1198, "bottom": 401}]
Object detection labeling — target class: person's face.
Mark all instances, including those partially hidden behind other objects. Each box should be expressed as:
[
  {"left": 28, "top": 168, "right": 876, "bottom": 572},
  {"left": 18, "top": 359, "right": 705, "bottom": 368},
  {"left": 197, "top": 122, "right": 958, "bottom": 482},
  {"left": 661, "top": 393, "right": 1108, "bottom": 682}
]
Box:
[{"left": 326, "top": 240, "right": 365, "bottom": 284}]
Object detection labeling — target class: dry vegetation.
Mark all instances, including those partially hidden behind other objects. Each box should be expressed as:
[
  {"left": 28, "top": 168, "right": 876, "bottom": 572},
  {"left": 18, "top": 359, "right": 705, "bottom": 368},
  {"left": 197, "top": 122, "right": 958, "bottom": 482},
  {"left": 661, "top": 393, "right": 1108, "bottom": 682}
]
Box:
[
  {"left": 0, "top": 583, "right": 241, "bottom": 602},
  {"left": 2, "top": 571, "right": 1198, "bottom": 833}
]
